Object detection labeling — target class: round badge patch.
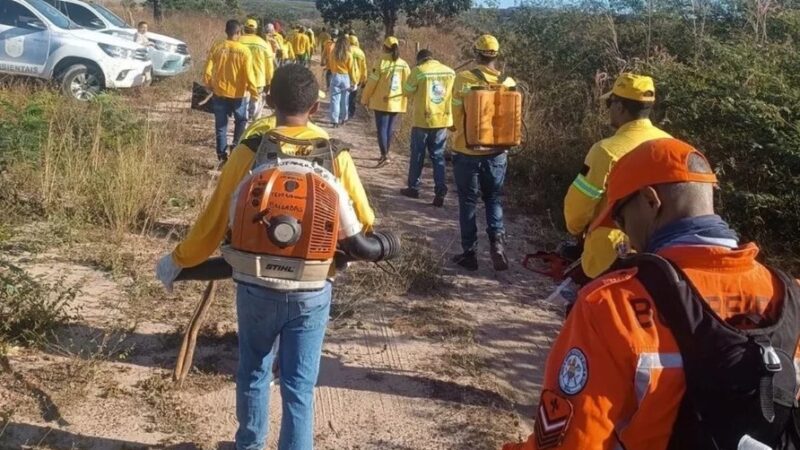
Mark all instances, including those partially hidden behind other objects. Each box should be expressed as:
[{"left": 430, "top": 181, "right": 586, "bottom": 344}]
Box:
[{"left": 558, "top": 348, "right": 588, "bottom": 395}]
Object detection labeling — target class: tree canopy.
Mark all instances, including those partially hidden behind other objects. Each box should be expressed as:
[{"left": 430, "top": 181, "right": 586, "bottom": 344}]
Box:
[{"left": 315, "top": 0, "right": 471, "bottom": 36}]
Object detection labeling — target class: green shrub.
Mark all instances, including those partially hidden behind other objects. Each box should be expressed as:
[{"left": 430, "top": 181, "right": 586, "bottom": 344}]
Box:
[
  {"left": 0, "top": 259, "right": 79, "bottom": 349},
  {"left": 648, "top": 39, "right": 800, "bottom": 259},
  {"left": 488, "top": 4, "right": 800, "bottom": 265}
]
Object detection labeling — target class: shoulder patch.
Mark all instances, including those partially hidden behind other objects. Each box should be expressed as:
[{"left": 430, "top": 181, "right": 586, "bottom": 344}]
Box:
[
  {"left": 535, "top": 389, "right": 574, "bottom": 449},
  {"left": 558, "top": 348, "right": 588, "bottom": 395}
]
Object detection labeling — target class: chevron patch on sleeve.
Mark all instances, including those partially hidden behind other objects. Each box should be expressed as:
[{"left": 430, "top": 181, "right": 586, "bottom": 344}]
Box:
[{"left": 534, "top": 390, "right": 574, "bottom": 449}]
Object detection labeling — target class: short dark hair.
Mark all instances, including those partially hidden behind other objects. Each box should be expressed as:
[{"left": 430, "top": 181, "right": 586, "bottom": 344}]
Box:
[
  {"left": 416, "top": 49, "right": 433, "bottom": 64},
  {"left": 137, "top": 21, "right": 148, "bottom": 27},
  {"left": 225, "top": 20, "right": 241, "bottom": 38},
  {"left": 614, "top": 95, "right": 653, "bottom": 119},
  {"left": 271, "top": 65, "right": 319, "bottom": 116}
]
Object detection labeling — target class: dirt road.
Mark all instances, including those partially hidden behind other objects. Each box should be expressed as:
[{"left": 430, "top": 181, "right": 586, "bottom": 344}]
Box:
[{"left": 0, "top": 88, "right": 562, "bottom": 449}]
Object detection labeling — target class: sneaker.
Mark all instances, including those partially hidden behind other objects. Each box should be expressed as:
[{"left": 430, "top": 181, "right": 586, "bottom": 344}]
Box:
[
  {"left": 432, "top": 195, "right": 445, "bottom": 207},
  {"left": 400, "top": 188, "right": 420, "bottom": 199},
  {"left": 377, "top": 155, "right": 389, "bottom": 166},
  {"left": 451, "top": 251, "right": 478, "bottom": 271}
]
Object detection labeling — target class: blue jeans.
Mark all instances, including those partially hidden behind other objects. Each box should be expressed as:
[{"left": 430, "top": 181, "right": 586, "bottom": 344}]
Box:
[
  {"left": 213, "top": 96, "right": 248, "bottom": 157},
  {"left": 328, "top": 73, "right": 351, "bottom": 125},
  {"left": 407, "top": 127, "right": 448, "bottom": 197},
  {"left": 374, "top": 111, "right": 399, "bottom": 157},
  {"left": 452, "top": 152, "right": 508, "bottom": 253},
  {"left": 234, "top": 282, "right": 332, "bottom": 450}
]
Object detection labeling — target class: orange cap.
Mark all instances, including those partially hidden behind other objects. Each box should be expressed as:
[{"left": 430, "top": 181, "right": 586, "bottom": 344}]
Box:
[{"left": 589, "top": 138, "right": 718, "bottom": 231}]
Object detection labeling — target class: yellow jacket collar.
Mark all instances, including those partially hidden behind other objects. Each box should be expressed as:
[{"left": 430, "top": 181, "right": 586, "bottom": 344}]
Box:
[{"left": 616, "top": 118, "right": 655, "bottom": 133}]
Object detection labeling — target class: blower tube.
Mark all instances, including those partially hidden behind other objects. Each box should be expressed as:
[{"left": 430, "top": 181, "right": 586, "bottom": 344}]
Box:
[{"left": 338, "top": 230, "right": 401, "bottom": 263}]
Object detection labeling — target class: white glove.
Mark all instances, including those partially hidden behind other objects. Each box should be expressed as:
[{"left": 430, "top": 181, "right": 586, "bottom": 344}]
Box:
[{"left": 156, "top": 254, "right": 182, "bottom": 293}]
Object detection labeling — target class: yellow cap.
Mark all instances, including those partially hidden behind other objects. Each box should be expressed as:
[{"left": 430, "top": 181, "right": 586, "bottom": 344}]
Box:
[
  {"left": 475, "top": 34, "right": 500, "bottom": 53},
  {"left": 600, "top": 73, "right": 656, "bottom": 103},
  {"left": 384, "top": 36, "right": 399, "bottom": 47},
  {"left": 244, "top": 18, "right": 258, "bottom": 30},
  {"left": 348, "top": 35, "right": 359, "bottom": 46}
]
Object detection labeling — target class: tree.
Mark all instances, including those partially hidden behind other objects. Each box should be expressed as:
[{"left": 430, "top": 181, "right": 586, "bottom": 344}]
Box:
[{"left": 315, "top": 0, "right": 471, "bottom": 37}]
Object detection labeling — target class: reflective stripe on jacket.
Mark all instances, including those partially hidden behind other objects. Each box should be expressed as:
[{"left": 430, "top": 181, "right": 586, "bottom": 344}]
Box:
[
  {"left": 238, "top": 34, "right": 274, "bottom": 88},
  {"left": 503, "top": 243, "right": 800, "bottom": 450},
  {"left": 361, "top": 55, "right": 410, "bottom": 113},
  {"left": 404, "top": 59, "right": 455, "bottom": 129},
  {"left": 203, "top": 39, "right": 259, "bottom": 98},
  {"left": 564, "top": 119, "right": 671, "bottom": 277},
  {"left": 172, "top": 121, "right": 375, "bottom": 268},
  {"left": 451, "top": 65, "right": 516, "bottom": 155}
]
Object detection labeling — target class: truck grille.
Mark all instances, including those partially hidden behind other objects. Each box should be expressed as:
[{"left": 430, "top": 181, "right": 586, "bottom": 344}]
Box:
[
  {"left": 134, "top": 48, "right": 149, "bottom": 61},
  {"left": 177, "top": 44, "right": 189, "bottom": 55}
]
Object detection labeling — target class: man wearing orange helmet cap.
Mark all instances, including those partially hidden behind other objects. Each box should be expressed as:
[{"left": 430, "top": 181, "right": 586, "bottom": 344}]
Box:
[
  {"left": 562, "top": 73, "right": 671, "bottom": 288},
  {"left": 504, "top": 138, "right": 800, "bottom": 450}
]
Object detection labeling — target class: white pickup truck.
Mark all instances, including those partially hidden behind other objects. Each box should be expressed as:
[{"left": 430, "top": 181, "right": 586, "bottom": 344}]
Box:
[
  {"left": 46, "top": 0, "right": 192, "bottom": 77},
  {"left": 0, "top": 0, "right": 152, "bottom": 100}
]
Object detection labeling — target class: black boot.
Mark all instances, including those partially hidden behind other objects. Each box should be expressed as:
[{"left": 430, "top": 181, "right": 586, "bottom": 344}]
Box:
[
  {"left": 489, "top": 234, "right": 509, "bottom": 271},
  {"left": 452, "top": 251, "right": 478, "bottom": 271}
]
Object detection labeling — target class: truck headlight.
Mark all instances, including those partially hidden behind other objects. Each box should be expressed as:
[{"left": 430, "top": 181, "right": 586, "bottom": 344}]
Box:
[
  {"left": 98, "top": 43, "right": 132, "bottom": 59},
  {"left": 151, "top": 40, "right": 176, "bottom": 52}
]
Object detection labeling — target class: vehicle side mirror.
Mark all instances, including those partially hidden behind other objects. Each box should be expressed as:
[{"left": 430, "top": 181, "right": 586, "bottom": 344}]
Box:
[
  {"left": 18, "top": 16, "right": 46, "bottom": 30},
  {"left": 88, "top": 19, "right": 104, "bottom": 29}
]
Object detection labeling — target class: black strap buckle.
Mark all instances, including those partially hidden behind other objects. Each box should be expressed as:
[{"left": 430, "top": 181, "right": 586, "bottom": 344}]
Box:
[{"left": 755, "top": 336, "right": 781, "bottom": 423}]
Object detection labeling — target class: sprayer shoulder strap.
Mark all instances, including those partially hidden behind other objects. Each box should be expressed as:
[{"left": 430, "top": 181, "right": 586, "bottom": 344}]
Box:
[
  {"left": 470, "top": 68, "right": 508, "bottom": 86},
  {"left": 252, "top": 130, "right": 337, "bottom": 175}
]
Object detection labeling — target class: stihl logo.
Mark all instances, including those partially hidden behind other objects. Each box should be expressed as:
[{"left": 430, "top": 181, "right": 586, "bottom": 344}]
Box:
[{"left": 264, "top": 264, "right": 294, "bottom": 273}]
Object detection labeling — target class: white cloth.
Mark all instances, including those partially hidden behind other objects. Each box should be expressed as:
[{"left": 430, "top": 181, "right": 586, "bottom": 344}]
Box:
[
  {"left": 134, "top": 32, "right": 149, "bottom": 46},
  {"left": 156, "top": 254, "right": 182, "bottom": 293}
]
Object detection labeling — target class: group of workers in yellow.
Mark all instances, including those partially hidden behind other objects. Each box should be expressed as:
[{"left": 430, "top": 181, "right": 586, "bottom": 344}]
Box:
[{"left": 170, "top": 15, "right": 800, "bottom": 450}]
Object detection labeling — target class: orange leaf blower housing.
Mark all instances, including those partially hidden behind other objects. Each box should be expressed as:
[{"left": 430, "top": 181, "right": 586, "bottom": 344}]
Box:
[{"left": 229, "top": 168, "right": 340, "bottom": 262}]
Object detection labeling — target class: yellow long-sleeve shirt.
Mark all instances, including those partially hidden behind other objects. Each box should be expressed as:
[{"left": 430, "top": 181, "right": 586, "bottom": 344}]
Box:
[
  {"left": 172, "top": 120, "right": 375, "bottom": 268},
  {"left": 238, "top": 34, "right": 275, "bottom": 89},
  {"left": 203, "top": 39, "right": 259, "bottom": 98},
  {"left": 291, "top": 32, "right": 311, "bottom": 58},
  {"left": 328, "top": 51, "right": 357, "bottom": 85},
  {"left": 451, "top": 65, "right": 516, "bottom": 155},
  {"left": 403, "top": 59, "right": 455, "bottom": 129},
  {"left": 350, "top": 45, "right": 367, "bottom": 85},
  {"left": 564, "top": 118, "right": 672, "bottom": 277},
  {"left": 361, "top": 55, "right": 410, "bottom": 113}
]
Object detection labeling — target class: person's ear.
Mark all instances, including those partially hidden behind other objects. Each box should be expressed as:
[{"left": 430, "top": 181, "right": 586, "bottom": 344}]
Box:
[
  {"left": 640, "top": 186, "right": 662, "bottom": 212},
  {"left": 266, "top": 94, "right": 275, "bottom": 109},
  {"left": 309, "top": 101, "right": 320, "bottom": 115}
]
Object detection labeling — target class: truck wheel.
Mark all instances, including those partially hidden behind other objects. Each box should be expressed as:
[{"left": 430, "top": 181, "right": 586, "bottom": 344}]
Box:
[{"left": 60, "top": 64, "right": 102, "bottom": 101}]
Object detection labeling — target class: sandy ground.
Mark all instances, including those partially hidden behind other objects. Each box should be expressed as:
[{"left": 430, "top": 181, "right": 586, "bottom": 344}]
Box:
[{"left": 0, "top": 72, "right": 563, "bottom": 450}]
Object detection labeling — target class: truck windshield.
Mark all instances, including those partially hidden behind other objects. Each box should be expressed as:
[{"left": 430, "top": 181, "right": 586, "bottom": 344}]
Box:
[
  {"left": 91, "top": 3, "right": 128, "bottom": 28},
  {"left": 26, "top": 0, "right": 74, "bottom": 29}
]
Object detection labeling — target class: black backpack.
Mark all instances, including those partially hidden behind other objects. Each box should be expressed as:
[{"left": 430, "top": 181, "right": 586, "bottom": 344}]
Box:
[{"left": 615, "top": 254, "right": 800, "bottom": 450}]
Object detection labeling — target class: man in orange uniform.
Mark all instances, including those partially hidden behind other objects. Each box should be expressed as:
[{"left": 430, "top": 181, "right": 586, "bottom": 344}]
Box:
[{"left": 503, "top": 138, "right": 800, "bottom": 450}]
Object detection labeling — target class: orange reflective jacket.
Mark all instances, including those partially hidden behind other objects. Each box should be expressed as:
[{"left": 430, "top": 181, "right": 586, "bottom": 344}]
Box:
[{"left": 503, "top": 243, "right": 800, "bottom": 450}]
